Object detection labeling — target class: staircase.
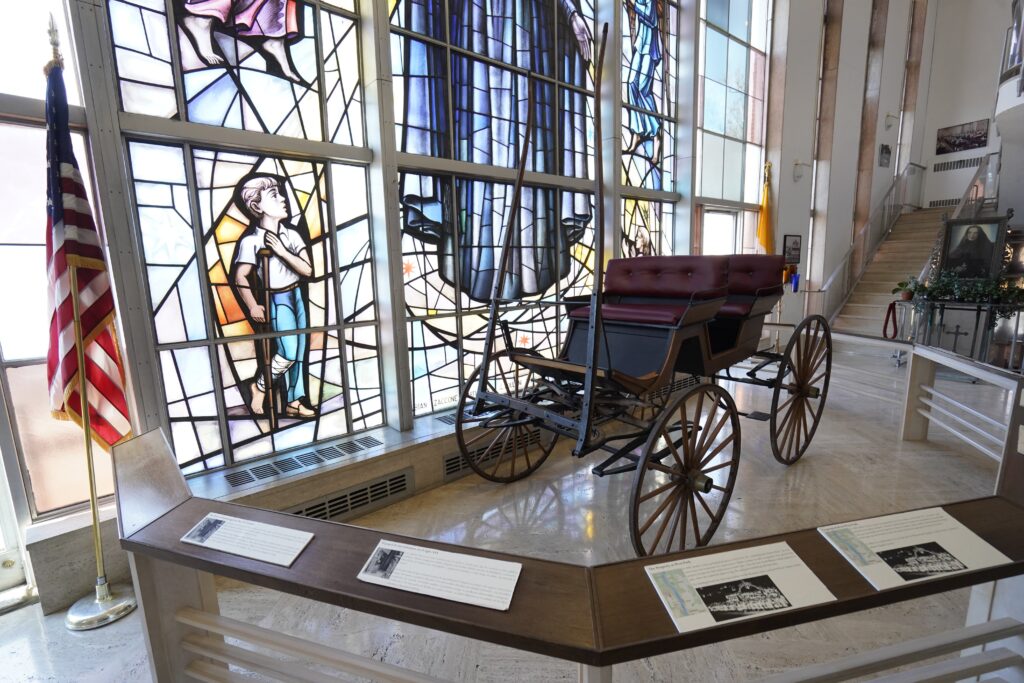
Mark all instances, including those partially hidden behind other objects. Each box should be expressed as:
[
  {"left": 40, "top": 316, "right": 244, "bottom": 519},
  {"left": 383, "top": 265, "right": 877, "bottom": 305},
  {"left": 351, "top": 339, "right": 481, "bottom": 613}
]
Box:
[{"left": 832, "top": 207, "right": 946, "bottom": 335}]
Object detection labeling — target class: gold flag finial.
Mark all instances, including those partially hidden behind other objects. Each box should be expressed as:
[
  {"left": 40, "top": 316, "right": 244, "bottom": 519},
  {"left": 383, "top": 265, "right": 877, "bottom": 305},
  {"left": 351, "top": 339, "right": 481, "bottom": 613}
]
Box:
[{"left": 44, "top": 13, "right": 64, "bottom": 76}]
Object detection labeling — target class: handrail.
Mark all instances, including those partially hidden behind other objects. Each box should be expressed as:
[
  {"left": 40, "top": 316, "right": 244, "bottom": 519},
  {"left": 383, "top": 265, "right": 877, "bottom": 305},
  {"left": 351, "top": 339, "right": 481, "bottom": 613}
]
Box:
[
  {"left": 805, "top": 162, "right": 925, "bottom": 321},
  {"left": 951, "top": 152, "right": 1000, "bottom": 221}
]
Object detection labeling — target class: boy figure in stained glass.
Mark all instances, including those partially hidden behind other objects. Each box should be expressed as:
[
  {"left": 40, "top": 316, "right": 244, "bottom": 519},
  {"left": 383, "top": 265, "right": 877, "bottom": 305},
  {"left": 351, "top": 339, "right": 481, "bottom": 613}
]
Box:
[
  {"left": 232, "top": 174, "right": 317, "bottom": 419},
  {"left": 625, "top": 0, "right": 664, "bottom": 164},
  {"left": 178, "top": 0, "right": 304, "bottom": 82}
]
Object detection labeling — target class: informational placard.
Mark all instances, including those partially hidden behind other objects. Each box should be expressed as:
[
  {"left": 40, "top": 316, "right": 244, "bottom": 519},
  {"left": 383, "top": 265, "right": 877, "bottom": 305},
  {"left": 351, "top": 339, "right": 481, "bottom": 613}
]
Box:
[
  {"left": 645, "top": 542, "right": 835, "bottom": 633},
  {"left": 818, "top": 507, "right": 1011, "bottom": 590},
  {"left": 357, "top": 540, "right": 522, "bottom": 611},
  {"left": 180, "top": 512, "right": 313, "bottom": 568}
]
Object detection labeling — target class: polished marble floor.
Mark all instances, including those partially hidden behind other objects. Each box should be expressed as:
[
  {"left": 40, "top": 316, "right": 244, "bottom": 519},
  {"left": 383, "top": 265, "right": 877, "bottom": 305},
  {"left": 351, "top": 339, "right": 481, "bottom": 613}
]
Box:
[{"left": 0, "top": 342, "right": 1006, "bottom": 682}]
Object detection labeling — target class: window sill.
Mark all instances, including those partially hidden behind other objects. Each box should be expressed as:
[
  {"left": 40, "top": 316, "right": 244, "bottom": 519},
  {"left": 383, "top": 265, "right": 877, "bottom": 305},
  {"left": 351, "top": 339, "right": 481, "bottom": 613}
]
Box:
[{"left": 24, "top": 502, "right": 118, "bottom": 546}]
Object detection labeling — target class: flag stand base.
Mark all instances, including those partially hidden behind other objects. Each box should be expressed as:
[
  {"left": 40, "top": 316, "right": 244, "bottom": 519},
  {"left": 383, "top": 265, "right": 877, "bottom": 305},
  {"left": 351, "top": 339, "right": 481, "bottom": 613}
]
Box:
[{"left": 65, "top": 582, "right": 137, "bottom": 631}]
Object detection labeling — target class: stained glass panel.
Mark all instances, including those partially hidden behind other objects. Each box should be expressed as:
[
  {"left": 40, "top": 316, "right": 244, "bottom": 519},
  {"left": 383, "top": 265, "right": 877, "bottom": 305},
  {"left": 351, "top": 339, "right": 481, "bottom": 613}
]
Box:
[
  {"left": 392, "top": 34, "right": 450, "bottom": 157},
  {"left": 622, "top": 198, "right": 673, "bottom": 257},
  {"left": 128, "top": 141, "right": 208, "bottom": 345},
  {"left": 192, "top": 148, "right": 335, "bottom": 340},
  {"left": 389, "top": 0, "right": 446, "bottom": 39},
  {"left": 346, "top": 325, "right": 384, "bottom": 430},
  {"left": 109, "top": 0, "right": 176, "bottom": 116},
  {"left": 160, "top": 347, "right": 223, "bottom": 472},
  {"left": 331, "top": 164, "right": 375, "bottom": 323},
  {"left": 218, "top": 330, "right": 348, "bottom": 462},
  {"left": 408, "top": 317, "right": 461, "bottom": 415},
  {"left": 621, "top": 1, "right": 677, "bottom": 192},
  {"left": 321, "top": 10, "right": 365, "bottom": 146}
]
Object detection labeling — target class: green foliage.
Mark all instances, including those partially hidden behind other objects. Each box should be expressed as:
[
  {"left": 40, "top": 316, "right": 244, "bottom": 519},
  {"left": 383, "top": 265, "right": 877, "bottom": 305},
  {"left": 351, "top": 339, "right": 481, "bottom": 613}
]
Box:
[{"left": 903, "top": 268, "right": 1024, "bottom": 320}]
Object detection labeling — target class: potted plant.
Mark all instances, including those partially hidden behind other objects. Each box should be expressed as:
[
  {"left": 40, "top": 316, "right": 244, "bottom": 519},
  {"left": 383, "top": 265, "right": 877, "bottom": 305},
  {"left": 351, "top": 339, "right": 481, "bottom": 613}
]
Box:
[{"left": 892, "top": 276, "right": 925, "bottom": 301}]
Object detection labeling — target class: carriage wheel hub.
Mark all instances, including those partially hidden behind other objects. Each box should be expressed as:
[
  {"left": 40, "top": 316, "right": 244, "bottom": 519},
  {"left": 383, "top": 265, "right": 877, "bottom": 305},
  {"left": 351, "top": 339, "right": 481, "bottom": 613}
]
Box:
[{"left": 689, "top": 472, "right": 713, "bottom": 494}]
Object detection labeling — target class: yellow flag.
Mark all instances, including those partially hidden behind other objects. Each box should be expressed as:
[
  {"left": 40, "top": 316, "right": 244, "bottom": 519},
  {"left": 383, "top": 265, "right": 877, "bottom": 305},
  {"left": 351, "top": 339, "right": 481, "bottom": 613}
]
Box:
[{"left": 756, "top": 161, "right": 774, "bottom": 254}]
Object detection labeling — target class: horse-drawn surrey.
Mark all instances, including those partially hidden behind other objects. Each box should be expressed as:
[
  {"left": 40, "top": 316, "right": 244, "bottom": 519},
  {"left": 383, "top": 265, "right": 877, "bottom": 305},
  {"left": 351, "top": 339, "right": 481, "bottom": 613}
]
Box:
[{"left": 454, "top": 27, "right": 831, "bottom": 557}]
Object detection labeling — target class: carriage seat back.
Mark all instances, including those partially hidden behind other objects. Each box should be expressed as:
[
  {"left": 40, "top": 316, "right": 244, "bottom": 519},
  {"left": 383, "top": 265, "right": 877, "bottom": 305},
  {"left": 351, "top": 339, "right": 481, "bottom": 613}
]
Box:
[
  {"left": 717, "top": 254, "right": 785, "bottom": 318},
  {"left": 569, "top": 256, "right": 727, "bottom": 326}
]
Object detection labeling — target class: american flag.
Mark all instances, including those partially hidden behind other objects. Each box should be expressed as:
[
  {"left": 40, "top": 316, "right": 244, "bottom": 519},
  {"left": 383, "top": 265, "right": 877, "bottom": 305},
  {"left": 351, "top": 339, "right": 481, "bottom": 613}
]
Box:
[{"left": 45, "top": 64, "right": 132, "bottom": 450}]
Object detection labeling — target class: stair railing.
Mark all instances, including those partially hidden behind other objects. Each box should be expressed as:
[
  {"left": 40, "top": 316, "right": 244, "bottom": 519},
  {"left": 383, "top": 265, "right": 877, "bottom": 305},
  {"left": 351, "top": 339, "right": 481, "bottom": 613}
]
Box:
[{"left": 805, "top": 162, "right": 925, "bottom": 322}]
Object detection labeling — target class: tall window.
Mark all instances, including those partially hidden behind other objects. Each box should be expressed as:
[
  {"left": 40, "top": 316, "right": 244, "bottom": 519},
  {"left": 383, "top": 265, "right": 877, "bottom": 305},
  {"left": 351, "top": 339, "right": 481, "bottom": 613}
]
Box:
[
  {"left": 109, "top": 0, "right": 383, "bottom": 471},
  {"left": 0, "top": 2, "right": 115, "bottom": 517},
  {"left": 696, "top": 0, "right": 769, "bottom": 252},
  {"left": 620, "top": 0, "right": 679, "bottom": 256},
  {"left": 391, "top": 0, "right": 598, "bottom": 415}
]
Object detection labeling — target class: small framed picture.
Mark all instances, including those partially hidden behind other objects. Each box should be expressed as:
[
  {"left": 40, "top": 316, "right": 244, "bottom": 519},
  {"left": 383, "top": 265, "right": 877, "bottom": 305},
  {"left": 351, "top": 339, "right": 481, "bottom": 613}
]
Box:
[
  {"left": 783, "top": 234, "right": 801, "bottom": 264},
  {"left": 938, "top": 217, "right": 1008, "bottom": 279}
]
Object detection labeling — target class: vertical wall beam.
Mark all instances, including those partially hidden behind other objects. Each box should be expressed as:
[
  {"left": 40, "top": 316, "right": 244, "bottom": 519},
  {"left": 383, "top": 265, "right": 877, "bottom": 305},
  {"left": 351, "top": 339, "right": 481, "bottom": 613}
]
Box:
[
  {"left": 130, "top": 554, "right": 220, "bottom": 681},
  {"left": 598, "top": 1, "right": 623, "bottom": 260},
  {"left": 360, "top": 0, "right": 413, "bottom": 431},
  {"left": 674, "top": 0, "right": 700, "bottom": 254},
  {"left": 899, "top": 349, "right": 935, "bottom": 441},
  {"left": 67, "top": 0, "right": 164, "bottom": 433}
]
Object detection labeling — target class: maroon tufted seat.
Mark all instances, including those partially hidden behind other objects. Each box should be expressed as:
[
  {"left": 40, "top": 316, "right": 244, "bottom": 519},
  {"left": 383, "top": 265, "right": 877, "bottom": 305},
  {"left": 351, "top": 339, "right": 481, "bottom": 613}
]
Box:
[
  {"left": 716, "top": 254, "right": 785, "bottom": 318},
  {"left": 569, "top": 255, "right": 728, "bottom": 325}
]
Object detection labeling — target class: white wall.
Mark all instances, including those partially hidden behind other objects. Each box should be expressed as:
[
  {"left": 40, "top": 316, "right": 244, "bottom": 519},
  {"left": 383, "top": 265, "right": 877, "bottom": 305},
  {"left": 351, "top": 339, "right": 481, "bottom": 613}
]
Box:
[
  {"left": 868, "top": 0, "right": 912, "bottom": 212},
  {"left": 770, "top": 0, "right": 824, "bottom": 323},
  {"left": 821, "top": 1, "right": 872, "bottom": 285},
  {"left": 918, "top": 0, "right": 1009, "bottom": 206}
]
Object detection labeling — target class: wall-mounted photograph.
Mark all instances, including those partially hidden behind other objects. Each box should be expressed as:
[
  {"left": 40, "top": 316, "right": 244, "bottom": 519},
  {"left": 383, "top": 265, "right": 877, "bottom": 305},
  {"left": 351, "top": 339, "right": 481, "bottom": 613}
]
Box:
[
  {"left": 935, "top": 118, "right": 989, "bottom": 155},
  {"left": 783, "top": 234, "right": 801, "bottom": 264},
  {"left": 939, "top": 218, "right": 1008, "bottom": 279}
]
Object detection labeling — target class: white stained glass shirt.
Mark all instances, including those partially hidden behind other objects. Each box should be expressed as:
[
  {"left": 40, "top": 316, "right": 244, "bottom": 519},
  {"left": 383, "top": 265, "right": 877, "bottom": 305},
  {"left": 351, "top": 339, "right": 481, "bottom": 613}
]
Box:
[{"left": 235, "top": 226, "right": 306, "bottom": 290}]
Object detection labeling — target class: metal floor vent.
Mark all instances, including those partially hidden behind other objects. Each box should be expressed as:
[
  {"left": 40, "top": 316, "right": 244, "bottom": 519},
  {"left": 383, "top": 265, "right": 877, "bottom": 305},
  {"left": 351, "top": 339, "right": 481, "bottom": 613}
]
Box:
[
  {"left": 436, "top": 414, "right": 457, "bottom": 425},
  {"left": 929, "top": 198, "right": 960, "bottom": 208},
  {"left": 222, "top": 434, "right": 387, "bottom": 488},
  {"left": 289, "top": 469, "right": 412, "bottom": 522},
  {"left": 443, "top": 428, "right": 541, "bottom": 480}
]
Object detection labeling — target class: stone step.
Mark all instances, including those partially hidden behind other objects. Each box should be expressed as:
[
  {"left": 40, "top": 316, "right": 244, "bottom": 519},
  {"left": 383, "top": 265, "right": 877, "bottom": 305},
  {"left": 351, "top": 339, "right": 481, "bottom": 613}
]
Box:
[
  {"left": 847, "top": 292, "right": 896, "bottom": 305},
  {"left": 854, "top": 282, "right": 896, "bottom": 294},
  {"left": 840, "top": 302, "right": 888, "bottom": 315}
]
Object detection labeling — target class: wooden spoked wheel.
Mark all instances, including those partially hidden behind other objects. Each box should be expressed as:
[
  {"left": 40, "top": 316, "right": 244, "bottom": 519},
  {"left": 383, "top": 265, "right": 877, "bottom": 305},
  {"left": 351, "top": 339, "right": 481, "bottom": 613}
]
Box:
[
  {"left": 455, "top": 349, "right": 559, "bottom": 483},
  {"left": 630, "top": 383, "right": 741, "bottom": 557},
  {"left": 769, "top": 314, "right": 832, "bottom": 465}
]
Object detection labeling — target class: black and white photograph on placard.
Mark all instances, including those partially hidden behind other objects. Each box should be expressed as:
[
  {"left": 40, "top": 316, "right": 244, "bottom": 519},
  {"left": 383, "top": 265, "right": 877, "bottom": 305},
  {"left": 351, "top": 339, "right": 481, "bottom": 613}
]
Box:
[
  {"left": 695, "top": 574, "right": 792, "bottom": 623},
  {"left": 363, "top": 548, "right": 404, "bottom": 579},
  {"left": 783, "top": 234, "right": 801, "bottom": 264},
  {"left": 876, "top": 542, "right": 967, "bottom": 581},
  {"left": 936, "top": 119, "right": 989, "bottom": 155},
  {"left": 184, "top": 516, "right": 225, "bottom": 544}
]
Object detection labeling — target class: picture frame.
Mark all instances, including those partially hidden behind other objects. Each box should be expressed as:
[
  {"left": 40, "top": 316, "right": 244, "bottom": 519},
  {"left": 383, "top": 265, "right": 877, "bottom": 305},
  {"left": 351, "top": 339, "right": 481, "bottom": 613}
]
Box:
[
  {"left": 783, "top": 234, "right": 801, "bottom": 264},
  {"left": 935, "top": 119, "right": 989, "bottom": 155},
  {"left": 938, "top": 217, "right": 1009, "bottom": 279},
  {"left": 1004, "top": 230, "right": 1024, "bottom": 278}
]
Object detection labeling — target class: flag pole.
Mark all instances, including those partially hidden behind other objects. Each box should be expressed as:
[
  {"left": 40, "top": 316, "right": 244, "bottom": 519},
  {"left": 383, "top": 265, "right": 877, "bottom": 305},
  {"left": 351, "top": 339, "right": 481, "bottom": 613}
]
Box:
[{"left": 45, "top": 15, "right": 137, "bottom": 631}]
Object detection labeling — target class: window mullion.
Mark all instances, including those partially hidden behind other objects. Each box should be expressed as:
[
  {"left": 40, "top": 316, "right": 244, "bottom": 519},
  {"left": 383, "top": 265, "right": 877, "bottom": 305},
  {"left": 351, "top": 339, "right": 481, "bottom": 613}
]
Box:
[{"left": 362, "top": 0, "right": 415, "bottom": 430}]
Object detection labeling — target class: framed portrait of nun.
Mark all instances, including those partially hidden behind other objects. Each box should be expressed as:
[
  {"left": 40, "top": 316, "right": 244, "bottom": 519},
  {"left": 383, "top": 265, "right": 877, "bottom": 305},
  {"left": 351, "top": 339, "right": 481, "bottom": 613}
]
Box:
[{"left": 938, "top": 217, "right": 1008, "bottom": 279}]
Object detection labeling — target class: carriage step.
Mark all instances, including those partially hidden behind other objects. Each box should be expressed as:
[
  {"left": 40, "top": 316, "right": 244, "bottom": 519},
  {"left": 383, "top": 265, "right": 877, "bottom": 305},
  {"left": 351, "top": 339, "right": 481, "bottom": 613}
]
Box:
[{"left": 744, "top": 410, "right": 771, "bottom": 421}]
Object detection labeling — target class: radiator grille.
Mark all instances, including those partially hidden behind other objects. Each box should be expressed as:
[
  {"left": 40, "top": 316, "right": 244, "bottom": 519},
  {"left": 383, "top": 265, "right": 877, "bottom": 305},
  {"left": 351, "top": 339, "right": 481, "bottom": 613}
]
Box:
[
  {"left": 290, "top": 471, "right": 412, "bottom": 522},
  {"left": 222, "top": 433, "right": 387, "bottom": 488}
]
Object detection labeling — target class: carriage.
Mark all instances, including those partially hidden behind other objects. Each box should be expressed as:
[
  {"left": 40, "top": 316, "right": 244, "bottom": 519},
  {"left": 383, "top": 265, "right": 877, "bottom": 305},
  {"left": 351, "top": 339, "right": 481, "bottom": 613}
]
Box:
[
  {"left": 454, "top": 253, "right": 831, "bottom": 557},
  {"left": 453, "top": 27, "right": 831, "bottom": 557}
]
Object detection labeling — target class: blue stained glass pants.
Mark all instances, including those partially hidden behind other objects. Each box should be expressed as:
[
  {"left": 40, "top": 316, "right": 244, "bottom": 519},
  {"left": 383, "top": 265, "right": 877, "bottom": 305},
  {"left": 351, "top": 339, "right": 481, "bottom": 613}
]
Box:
[
  {"left": 271, "top": 288, "right": 307, "bottom": 403},
  {"left": 627, "top": 19, "right": 663, "bottom": 138}
]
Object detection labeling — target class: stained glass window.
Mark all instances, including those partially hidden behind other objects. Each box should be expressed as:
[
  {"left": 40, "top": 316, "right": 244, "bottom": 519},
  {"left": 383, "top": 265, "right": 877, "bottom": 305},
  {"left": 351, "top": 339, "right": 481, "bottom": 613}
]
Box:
[
  {"left": 109, "top": 0, "right": 364, "bottom": 143},
  {"left": 127, "top": 141, "right": 381, "bottom": 469},
  {"left": 391, "top": 0, "right": 597, "bottom": 416},
  {"left": 402, "top": 175, "right": 594, "bottom": 415},
  {"left": 621, "top": 0, "right": 679, "bottom": 191},
  {"left": 622, "top": 198, "right": 673, "bottom": 257}
]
